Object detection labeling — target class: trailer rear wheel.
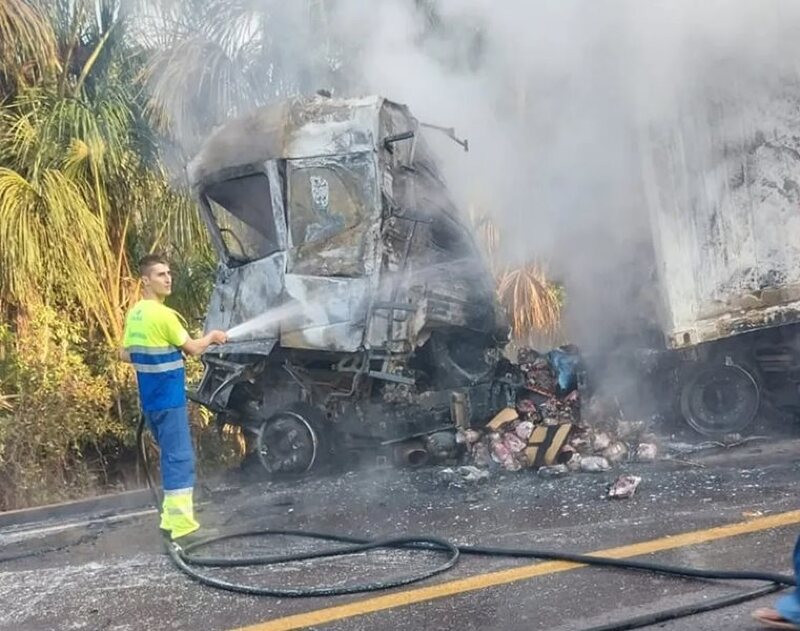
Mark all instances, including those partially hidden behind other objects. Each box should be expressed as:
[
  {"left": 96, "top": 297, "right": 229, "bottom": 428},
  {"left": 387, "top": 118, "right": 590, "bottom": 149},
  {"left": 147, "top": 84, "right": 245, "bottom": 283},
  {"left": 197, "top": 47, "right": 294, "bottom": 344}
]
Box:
[{"left": 679, "top": 363, "right": 760, "bottom": 436}]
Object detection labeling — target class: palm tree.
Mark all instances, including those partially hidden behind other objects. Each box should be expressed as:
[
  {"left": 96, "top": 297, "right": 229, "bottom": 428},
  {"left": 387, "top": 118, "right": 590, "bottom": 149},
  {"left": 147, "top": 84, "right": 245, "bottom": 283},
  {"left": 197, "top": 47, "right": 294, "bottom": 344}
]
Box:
[
  {"left": 497, "top": 263, "right": 563, "bottom": 347},
  {"left": 471, "top": 210, "right": 563, "bottom": 348},
  {"left": 0, "top": 0, "right": 59, "bottom": 99},
  {"left": 0, "top": 0, "right": 209, "bottom": 346},
  {"left": 135, "top": 0, "right": 346, "bottom": 157}
]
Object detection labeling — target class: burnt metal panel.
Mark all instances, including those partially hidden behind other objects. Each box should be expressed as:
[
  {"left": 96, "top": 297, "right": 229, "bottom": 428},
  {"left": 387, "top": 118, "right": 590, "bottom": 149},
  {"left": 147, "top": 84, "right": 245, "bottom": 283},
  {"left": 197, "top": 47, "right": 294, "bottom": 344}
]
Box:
[
  {"left": 188, "top": 96, "right": 383, "bottom": 187},
  {"left": 642, "top": 92, "right": 800, "bottom": 348},
  {"left": 204, "top": 253, "right": 286, "bottom": 337},
  {"left": 280, "top": 275, "right": 369, "bottom": 351},
  {"left": 285, "top": 153, "right": 380, "bottom": 277}
]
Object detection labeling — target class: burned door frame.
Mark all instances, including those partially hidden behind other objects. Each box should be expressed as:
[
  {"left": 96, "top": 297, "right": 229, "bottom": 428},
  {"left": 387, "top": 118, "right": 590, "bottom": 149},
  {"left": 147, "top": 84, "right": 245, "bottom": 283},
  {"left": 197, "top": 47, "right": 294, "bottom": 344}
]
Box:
[{"left": 279, "top": 150, "right": 382, "bottom": 352}]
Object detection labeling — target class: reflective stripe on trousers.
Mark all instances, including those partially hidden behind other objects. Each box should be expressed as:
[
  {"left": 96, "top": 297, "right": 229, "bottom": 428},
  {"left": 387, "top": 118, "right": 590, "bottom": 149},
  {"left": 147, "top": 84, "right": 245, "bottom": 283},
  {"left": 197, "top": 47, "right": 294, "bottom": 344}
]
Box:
[{"left": 160, "top": 489, "right": 200, "bottom": 539}]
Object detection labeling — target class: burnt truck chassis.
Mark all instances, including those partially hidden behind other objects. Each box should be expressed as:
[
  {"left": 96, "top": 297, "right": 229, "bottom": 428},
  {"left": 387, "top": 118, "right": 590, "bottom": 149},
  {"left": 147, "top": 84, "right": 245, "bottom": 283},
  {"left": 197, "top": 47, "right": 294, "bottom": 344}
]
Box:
[
  {"left": 191, "top": 346, "right": 520, "bottom": 474},
  {"left": 186, "top": 95, "right": 510, "bottom": 474}
]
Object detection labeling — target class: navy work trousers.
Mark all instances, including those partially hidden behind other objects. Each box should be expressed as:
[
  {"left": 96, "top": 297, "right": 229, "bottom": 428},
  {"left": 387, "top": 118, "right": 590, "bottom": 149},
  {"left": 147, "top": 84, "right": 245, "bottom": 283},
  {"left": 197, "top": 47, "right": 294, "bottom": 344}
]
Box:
[{"left": 144, "top": 405, "right": 195, "bottom": 491}]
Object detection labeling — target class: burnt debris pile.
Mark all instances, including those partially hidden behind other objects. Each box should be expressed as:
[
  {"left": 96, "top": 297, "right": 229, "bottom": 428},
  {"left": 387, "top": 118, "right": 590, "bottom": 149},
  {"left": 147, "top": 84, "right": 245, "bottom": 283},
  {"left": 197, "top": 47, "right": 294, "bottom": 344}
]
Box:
[{"left": 454, "top": 345, "right": 660, "bottom": 480}]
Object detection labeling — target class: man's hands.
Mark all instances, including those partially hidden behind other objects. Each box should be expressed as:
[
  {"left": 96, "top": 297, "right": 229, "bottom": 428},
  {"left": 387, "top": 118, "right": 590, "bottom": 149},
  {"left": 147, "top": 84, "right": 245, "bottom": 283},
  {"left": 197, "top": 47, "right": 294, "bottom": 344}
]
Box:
[
  {"left": 182, "top": 329, "right": 228, "bottom": 356},
  {"left": 209, "top": 330, "right": 228, "bottom": 345}
]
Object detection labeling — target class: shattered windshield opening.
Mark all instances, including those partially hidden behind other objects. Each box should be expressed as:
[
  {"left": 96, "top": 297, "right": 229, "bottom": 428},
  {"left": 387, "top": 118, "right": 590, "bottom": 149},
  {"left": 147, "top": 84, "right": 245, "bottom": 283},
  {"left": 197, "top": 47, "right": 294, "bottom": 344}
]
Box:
[{"left": 205, "top": 174, "right": 279, "bottom": 264}]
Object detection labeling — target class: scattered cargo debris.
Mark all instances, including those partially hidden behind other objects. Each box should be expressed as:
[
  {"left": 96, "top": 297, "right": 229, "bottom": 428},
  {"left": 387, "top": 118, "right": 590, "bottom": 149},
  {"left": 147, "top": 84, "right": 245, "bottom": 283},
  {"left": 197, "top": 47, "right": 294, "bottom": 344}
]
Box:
[
  {"left": 563, "top": 452, "right": 582, "bottom": 472},
  {"left": 635, "top": 443, "right": 658, "bottom": 462},
  {"left": 538, "top": 464, "right": 570, "bottom": 478},
  {"left": 436, "top": 466, "right": 490, "bottom": 487},
  {"left": 607, "top": 475, "right": 642, "bottom": 499},
  {"left": 602, "top": 441, "right": 628, "bottom": 463},
  {"left": 454, "top": 346, "right": 667, "bottom": 484},
  {"left": 580, "top": 456, "right": 612, "bottom": 473},
  {"left": 592, "top": 431, "right": 612, "bottom": 452}
]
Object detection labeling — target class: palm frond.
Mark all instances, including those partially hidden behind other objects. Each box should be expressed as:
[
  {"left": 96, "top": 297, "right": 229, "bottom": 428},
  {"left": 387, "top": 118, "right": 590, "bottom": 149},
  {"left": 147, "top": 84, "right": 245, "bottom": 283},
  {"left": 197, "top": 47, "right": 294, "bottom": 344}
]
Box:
[
  {"left": 497, "top": 263, "right": 563, "bottom": 346},
  {"left": 0, "top": 168, "right": 46, "bottom": 302},
  {"left": 0, "top": 0, "right": 60, "bottom": 96},
  {"left": 139, "top": 0, "right": 335, "bottom": 153},
  {"left": 468, "top": 209, "right": 500, "bottom": 273},
  {"left": 143, "top": 35, "right": 260, "bottom": 153},
  {"left": 468, "top": 209, "right": 563, "bottom": 345},
  {"left": 0, "top": 166, "right": 112, "bottom": 307}
]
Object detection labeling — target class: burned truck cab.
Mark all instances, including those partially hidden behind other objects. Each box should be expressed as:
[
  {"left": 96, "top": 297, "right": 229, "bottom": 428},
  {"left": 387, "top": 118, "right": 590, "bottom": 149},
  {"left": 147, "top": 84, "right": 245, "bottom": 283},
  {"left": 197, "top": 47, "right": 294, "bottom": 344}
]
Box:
[{"left": 188, "top": 95, "right": 509, "bottom": 474}]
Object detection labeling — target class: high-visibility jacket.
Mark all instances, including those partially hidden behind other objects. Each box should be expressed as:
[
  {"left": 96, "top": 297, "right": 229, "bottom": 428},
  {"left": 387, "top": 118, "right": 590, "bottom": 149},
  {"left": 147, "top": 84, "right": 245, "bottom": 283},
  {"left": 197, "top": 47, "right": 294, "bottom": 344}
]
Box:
[{"left": 122, "top": 299, "right": 190, "bottom": 411}]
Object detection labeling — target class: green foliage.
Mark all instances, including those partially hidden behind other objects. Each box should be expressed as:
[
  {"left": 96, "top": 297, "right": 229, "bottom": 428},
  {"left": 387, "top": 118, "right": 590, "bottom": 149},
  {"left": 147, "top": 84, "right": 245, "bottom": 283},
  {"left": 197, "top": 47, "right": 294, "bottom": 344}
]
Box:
[
  {"left": 0, "top": 0, "right": 218, "bottom": 508},
  {"left": 0, "top": 0, "right": 213, "bottom": 343},
  {"left": 0, "top": 0, "right": 59, "bottom": 97},
  {"left": 139, "top": 0, "right": 345, "bottom": 155},
  {"left": 0, "top": 309, "right": 128, "bottom": 509}
]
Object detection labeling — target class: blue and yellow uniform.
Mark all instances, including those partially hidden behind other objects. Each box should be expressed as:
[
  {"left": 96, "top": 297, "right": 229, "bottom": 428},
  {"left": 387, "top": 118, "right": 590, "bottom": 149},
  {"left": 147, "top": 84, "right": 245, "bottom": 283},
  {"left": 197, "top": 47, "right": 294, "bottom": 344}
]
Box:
[{"left": 123, "top": 299, "right": 199, "bottom": 539}]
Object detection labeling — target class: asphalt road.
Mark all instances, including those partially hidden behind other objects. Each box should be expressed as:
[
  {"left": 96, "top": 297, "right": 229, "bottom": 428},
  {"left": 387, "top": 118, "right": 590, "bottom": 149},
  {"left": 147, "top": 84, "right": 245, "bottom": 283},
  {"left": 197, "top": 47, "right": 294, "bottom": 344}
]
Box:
[{"left": 2, "top": 432, "right": 800, "bottom": 631}]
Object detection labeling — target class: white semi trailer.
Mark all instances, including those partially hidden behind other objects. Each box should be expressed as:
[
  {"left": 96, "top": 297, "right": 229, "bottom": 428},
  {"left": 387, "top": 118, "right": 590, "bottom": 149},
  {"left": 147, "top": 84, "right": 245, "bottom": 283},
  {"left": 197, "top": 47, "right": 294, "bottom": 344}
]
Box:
[{"left": 641, "top": 92, "right": 800, "bottom": 435}]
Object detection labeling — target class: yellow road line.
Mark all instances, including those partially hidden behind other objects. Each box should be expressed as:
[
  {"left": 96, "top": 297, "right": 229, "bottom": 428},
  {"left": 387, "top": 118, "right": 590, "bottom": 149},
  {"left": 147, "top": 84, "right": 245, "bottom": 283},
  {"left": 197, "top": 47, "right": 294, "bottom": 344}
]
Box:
[{"left": 233, "top": 508, "right": 800, "bottom": 631}]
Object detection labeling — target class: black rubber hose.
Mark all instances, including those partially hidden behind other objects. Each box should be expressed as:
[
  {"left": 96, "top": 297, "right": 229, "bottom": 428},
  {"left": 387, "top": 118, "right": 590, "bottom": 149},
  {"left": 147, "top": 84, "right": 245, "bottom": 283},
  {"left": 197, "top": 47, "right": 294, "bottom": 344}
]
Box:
[
  {"left": 167, "top": 533, "right": 460, "bottom": 597},
  {"left": 138, "top": 417, "right": 795, "bottom": 626},
  {"left": 166, "top": 527, "right": 793, "bottom": 602},
  {"left": 179, "top": 532, "right": 796, "bottom": 586},
  {"left": 580, "top": 583, "right": 783, "bottom": 631},
  {"left": 458, "top": 543, "right": 796, "bottom": 586},
  {"left": 181, "top": 528, "right": 391, "bottom": 566}
]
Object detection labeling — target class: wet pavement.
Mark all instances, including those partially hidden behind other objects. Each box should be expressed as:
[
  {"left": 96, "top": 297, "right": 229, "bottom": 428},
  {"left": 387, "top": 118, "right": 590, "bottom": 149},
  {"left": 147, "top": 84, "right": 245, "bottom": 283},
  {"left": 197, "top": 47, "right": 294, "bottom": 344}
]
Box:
[{"left": 2, "top": 432, "right": 800, "bottom": 631}]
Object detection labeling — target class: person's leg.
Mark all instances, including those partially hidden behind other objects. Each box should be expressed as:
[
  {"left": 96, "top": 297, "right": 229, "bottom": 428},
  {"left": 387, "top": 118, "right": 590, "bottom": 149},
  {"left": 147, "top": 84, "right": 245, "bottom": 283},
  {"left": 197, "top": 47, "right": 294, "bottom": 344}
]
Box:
[
  {"left": 144, "top": 410, "right": 171, "bottom": 532},
  {"left": 775, "top": 535, "right": 800, "bottom": 623},
  {"left": 754, "top": 533, "right": 800, "bottom": 628},
  {"left": 146, "top": 407, "right": 198, "bottom": 539}
]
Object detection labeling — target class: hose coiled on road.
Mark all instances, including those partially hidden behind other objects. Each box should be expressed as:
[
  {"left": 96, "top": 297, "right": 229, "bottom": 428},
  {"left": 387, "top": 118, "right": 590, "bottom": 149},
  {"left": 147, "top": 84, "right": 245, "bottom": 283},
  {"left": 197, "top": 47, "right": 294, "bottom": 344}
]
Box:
[{"left": 142, "top": 414, "right": 795, "bottom": 630}]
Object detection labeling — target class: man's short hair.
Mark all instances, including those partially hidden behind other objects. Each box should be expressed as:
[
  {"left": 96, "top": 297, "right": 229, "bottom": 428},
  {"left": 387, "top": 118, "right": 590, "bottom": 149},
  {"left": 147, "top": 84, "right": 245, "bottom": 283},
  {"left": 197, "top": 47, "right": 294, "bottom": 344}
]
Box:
[{"left": 138, "top": 253, "right": 169, "bottom": 277}]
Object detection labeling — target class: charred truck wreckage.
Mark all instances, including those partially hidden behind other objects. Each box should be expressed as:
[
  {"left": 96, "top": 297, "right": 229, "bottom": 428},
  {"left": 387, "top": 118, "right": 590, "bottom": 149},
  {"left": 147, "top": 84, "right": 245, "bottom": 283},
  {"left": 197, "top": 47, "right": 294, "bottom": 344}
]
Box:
[
  {"left": 187, "top": 95, "right": 512, "bottom": 474},
  {"left": 186, "top": 90, "right": 800, "bottom": 478}
]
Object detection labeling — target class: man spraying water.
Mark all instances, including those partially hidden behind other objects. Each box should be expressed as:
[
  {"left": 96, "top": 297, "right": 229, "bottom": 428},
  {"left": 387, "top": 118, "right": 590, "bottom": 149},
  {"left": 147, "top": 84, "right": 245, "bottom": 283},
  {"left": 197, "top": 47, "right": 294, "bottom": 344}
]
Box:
[{"left": 120, "top": 254, "right": 227, "bottom": 543}]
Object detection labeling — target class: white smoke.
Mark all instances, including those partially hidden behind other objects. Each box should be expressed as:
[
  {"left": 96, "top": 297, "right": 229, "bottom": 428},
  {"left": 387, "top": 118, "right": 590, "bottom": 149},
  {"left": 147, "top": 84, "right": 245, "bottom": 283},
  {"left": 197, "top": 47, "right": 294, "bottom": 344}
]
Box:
[
  {"left": 145, "top": 0, "right": 800, "bottom": 350},
  {"left": 323, "top": 0, "right": 800, "bottom": 349}
]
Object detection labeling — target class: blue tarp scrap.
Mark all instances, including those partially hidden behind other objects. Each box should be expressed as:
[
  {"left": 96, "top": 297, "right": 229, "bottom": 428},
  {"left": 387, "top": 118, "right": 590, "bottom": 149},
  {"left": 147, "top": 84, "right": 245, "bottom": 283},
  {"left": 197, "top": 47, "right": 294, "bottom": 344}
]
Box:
[{"left": 546, "top": 347, "right": 581, "bottom": 394}]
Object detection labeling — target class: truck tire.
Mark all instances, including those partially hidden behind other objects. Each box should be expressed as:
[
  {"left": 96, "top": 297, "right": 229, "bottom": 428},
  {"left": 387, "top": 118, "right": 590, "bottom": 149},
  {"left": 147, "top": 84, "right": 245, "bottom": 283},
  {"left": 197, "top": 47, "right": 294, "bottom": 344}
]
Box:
[
  {"left": 255, "top": 403, "right": 327, "bottom": 475},
  {"left": 679, "top": 362, "right": 760, "bottom": 436}
]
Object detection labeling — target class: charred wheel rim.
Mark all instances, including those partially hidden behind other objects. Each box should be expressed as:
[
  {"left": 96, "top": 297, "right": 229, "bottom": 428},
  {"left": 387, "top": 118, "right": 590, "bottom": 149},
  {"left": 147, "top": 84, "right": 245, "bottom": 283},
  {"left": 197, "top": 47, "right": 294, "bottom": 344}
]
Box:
[
  {"left": 680, "top": 364, "right": 760, "bottom": 436},
  {"left": 256, "top": 410, "right": 319, "bottom": 474}
]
